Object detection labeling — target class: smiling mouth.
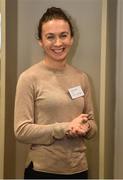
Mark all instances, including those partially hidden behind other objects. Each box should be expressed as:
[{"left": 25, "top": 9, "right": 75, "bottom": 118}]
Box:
[{"left": 52, "top": 48, "right": 65, "bottom": 54}]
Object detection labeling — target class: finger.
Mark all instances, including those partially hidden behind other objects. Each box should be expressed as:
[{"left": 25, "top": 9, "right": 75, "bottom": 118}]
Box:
[
  {"left": 68, "top": 126, "right": 81, "bottom": 137},
  {"left": 80, "top": 118, "right": 88, "bottom": 125},
  {"left": 80, "top": 114, "right": 88, "bottom": 118},
  {"left": 77, "top": 129, "right": 87, "bottom": 136}
]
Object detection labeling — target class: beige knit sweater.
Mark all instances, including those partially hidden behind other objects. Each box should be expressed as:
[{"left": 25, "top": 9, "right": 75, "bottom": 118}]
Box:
[{"left": 14, "top": 61, "right": 97, "bottom": 174}]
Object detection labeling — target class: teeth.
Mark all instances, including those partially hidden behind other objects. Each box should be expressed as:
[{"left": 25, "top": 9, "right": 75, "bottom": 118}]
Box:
[{"left": 53, "top": 48, "right": 64, "bottom": 53}]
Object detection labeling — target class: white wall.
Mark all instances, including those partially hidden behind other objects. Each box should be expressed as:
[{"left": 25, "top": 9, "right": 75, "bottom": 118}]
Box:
[
  {"left": 16, "top": 0, "right": 101, "bottom": 178},
  {"left": 115, "top": 0, "right": 123, "bottom": 178}
]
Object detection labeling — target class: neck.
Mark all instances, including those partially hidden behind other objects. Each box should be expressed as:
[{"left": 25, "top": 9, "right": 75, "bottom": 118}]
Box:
[{"left": 43, "top": 58, "right": 67, "bottom": 70}]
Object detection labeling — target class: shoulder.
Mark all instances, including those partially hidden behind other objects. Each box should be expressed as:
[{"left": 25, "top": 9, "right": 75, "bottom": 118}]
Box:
[
  {"left": 16, "top": 62, "right": 43, "bottom": 90},
  {"left": 67, "top": 64, "right": 89, "bottom": 79},
  {"left": 18, "top": 62, "right": 42, "bottom": 82}
]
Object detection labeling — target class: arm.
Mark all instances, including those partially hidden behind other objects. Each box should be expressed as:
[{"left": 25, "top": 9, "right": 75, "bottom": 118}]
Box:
[
  {"left": 82, "top": 73, "right": 97, "bottom": 139},
  {"left": 14, "top": 73, "right": 69, "bottom": 145},
  {"left": 66, "top": 73, "right": 97, "bottom": 139}
]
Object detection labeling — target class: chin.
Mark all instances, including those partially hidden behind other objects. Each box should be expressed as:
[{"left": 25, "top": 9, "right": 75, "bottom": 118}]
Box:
[{"left": 53, "top": 55, "right": 67, "bottom": 62}]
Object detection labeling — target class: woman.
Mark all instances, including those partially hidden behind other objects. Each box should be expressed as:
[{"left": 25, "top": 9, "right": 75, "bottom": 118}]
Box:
[{"left": 14, "top": 7, "right": 97, "bottom": 179}]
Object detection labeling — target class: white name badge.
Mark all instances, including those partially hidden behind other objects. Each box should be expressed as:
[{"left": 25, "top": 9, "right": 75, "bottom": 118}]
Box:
[{"left": 68, "top": 86, "right": 84, "bottom": 99}]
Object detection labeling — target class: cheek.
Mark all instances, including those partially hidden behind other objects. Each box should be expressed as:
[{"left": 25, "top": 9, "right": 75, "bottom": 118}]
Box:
[{"left": 41, "top": 41, "right": 51, "bottom": 50}]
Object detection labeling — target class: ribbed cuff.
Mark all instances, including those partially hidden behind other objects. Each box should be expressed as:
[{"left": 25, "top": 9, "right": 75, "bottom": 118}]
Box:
[{"left": 52, "top": 122, "right": 69, "bottom": 140}]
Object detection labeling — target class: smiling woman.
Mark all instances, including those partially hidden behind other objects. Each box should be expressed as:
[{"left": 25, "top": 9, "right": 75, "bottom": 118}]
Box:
[
  {"left": 39, "top": 19, "right": 73, "bottom": 66},
  {"left": 14, "top": 7, "right": 97, "bottom": 179},
  {"left": 38, "top": 9, "right": 74, "bottom": 67}
]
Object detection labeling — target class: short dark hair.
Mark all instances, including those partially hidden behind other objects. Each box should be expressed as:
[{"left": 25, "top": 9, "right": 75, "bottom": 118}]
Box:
[{"left": 38, "top": 7, "right": 74, "bottom": 40}]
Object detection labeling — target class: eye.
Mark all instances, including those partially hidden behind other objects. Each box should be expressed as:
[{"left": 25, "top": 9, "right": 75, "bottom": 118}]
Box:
[
  {"left": 46, "top": 35, "right": 55, "bottom": 41},
  {"left": 60, "top": 33, "right": 68, "bottom": 39}
]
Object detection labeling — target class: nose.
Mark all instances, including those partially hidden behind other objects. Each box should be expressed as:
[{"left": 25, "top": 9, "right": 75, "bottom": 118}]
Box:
[{"left": 54, "top": 37, "right": 62, "bottom": 46}]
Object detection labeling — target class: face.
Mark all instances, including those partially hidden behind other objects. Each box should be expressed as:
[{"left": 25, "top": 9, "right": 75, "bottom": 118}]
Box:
[{"left": 39, "top": 19, "right": 73, "bottom": 62}]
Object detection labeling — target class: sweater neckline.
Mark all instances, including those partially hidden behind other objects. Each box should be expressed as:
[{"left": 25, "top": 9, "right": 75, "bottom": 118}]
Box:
[{"left": 40, "top": 60, "right": 68, "bottom": 74}]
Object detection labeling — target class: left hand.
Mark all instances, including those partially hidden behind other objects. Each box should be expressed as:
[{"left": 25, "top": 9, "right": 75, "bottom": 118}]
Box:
[{"left": 66, "top": 121, "right": 91, "bottom": 138}]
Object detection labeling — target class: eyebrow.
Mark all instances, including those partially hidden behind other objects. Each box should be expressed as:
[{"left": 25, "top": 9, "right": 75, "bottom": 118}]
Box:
[
  {"left": 45, "top": 32, "right": 69, "bottom": 36},
  {"left": 60, "top": 32, "right": 69, "bottom": 35}
]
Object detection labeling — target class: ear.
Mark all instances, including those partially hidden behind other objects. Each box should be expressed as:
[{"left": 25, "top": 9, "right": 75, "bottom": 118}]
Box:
[
  {"left": 38, "top": 40, "right": 43, "bottom": 47},
  {"left": 70, "top": 37, "right": 74, "bottom": 46}
]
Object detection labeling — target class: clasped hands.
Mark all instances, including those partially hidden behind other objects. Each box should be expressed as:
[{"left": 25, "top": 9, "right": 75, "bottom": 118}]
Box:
[{"left": 66, "top": 114, "right": 91, "bottom": 138}]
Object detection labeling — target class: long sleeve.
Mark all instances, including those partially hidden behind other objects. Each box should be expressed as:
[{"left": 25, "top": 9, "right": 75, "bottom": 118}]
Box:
[
  {"left": 14, "top": 73, "right": 69, "bottom": 145},
  {"left": 82, "top": 73, "right": 97, "bottom": 139},
  {"left": 14, "top": 63, "right": 97, "bottom": 174}
]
